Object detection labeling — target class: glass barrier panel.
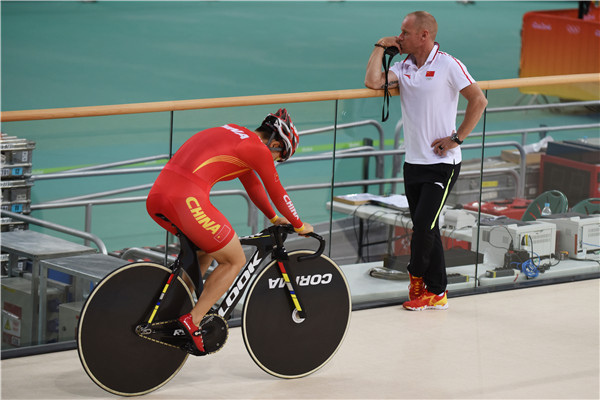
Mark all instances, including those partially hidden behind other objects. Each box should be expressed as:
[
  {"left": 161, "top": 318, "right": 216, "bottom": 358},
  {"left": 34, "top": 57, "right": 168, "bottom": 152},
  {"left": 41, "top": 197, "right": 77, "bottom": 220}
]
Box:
[
  {"left": 2, "top": 113, "right": 173, "bottom": 349},
  {"left": 1, "top": 85, "right": 597, "bottom": 354},
  {"left": 2, "top": 113, "right": 172, "bottom": 251},
  {"left": 328, "top": 97, "right": 401, "bottom": 306},
  {"left": 477, "top": 85, "right": 599, "bottom": 291}
]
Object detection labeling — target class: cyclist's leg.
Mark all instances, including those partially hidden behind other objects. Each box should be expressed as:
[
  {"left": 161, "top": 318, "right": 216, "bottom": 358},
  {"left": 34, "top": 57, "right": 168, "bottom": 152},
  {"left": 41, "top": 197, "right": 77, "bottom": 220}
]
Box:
[
  {"left": 167, "top": 196, "right": 245, "bottom": 325},
  {"left": 178, "top": 234, "right": 245, "bottom": 355},
  {"left": 189, "top": 235, "right": 246, "bottom": 325},
  {"left": 148, "top": 174, "right": 243, "bottom": 351},
  {"left": 197, "top": 250, "right": 213, "bottom": 277}
]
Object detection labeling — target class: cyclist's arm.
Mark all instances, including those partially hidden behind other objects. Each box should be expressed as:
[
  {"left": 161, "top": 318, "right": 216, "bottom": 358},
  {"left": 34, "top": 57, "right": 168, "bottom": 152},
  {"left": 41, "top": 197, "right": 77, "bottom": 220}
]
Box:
[
  {"left": 240, "top": 169, "right": 304, "bottom": 230},
  {"left": 258, "top": 178, "right": 305, "bottom": 232},
  {"left": 241, "top": 141, "right": 308, "bottom": 233},
  {"left": 239, "top": 171, "right": 278, "bottom": 222}
]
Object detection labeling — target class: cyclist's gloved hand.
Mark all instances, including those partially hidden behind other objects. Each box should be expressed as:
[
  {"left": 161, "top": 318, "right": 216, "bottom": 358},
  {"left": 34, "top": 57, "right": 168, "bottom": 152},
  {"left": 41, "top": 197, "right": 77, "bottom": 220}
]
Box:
[
  {"left": 271, "top": 216, "right": 291, "bottom": 226},
  {"left": 295, "top": 222, "right": 314, "bottom": 237}
]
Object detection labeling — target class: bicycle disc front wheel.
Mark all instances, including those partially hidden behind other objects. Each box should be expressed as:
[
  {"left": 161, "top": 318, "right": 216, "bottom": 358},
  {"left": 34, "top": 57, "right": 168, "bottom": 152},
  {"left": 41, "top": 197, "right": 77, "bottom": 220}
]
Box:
[
  {"left": 77, "top": 262, "right": 194, "bottom": 396},
  {"left": 242, "top": 251, "right": 351, "bottom": 378}
]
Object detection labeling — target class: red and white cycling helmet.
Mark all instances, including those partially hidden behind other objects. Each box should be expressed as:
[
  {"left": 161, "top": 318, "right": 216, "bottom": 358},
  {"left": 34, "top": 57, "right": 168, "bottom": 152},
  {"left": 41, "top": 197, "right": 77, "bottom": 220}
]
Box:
[{"left": 261, "top": 108, "right": 299, "bottom": 162}]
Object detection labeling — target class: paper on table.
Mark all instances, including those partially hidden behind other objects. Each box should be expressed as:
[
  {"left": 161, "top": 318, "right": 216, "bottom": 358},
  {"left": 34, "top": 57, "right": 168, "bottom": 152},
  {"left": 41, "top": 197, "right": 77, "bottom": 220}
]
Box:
[
  {"left": 333, "top": 193, "right": 409, "bottom": 209},
  {"left": 369, "top": 194, "right": 409, "bottom": 210}
]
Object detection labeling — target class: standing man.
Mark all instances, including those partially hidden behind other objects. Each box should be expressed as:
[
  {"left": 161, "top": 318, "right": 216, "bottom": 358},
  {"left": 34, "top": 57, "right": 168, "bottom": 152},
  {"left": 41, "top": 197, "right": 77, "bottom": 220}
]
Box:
[{"left": 365, "top": 11, "right": 487, "bottom": 310}]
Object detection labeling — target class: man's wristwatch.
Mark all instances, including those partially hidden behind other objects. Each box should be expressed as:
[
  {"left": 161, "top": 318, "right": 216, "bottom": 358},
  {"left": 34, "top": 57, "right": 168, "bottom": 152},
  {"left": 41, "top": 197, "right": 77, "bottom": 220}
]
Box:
[{"left": 450, "top": 132, "right": 463, "bottom": 145}]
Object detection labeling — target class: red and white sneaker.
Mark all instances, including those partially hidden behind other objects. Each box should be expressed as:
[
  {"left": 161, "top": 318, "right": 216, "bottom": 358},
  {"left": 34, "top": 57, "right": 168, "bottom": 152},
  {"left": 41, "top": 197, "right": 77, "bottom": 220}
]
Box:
[
  {"left": 408, "top": 273, "right": 425, "bottom": 301},
  {"left": 178, "top": 313, "right": 206, "bottom": 355},
  {"left": 403, "top": 290, "right": 448, "bottom": 311}
]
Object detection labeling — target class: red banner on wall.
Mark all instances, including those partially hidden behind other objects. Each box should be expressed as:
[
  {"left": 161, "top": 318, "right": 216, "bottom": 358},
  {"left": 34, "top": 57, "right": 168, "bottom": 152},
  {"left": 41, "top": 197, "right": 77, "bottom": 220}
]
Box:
[{"left": 519, "top": 5, "right": 600, "bottom": 100}]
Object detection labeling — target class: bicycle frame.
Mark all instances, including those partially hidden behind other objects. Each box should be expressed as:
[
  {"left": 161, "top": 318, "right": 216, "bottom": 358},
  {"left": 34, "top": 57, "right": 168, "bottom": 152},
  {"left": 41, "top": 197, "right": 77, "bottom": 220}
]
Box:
[
  {"left": 144, "top": 224, "right": 322, "bottom": 329},
  {"left": 216, "top": 225, "right": 322, "bottom": 320}
]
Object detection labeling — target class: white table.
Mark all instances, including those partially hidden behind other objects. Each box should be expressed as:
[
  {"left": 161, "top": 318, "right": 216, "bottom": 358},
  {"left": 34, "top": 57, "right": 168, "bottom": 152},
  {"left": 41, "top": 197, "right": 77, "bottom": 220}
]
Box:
[{"left": 328, "top": 200, "right": 480, "bottom": 259}]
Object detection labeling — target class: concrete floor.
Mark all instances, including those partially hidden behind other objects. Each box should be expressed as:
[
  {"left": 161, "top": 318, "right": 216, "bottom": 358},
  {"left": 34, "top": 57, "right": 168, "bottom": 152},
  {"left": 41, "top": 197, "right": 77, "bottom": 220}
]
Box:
[{"left": 2, "top": 279, "right": 599, "bottom": 400}]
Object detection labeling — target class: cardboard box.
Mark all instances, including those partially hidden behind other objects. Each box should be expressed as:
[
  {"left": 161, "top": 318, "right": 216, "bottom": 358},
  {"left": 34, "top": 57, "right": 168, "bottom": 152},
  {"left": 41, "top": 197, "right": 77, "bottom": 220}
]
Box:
[{"left": 501, "top": 150, "right": 542, "bottom": 165}]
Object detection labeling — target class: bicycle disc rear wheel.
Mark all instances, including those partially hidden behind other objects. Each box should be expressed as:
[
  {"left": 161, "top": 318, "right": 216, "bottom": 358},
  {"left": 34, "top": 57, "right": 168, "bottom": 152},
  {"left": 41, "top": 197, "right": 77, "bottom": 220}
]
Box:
[
  {"left": 242, "top": 251, "right": 351, "bottom": 378},
  {"left": 77, "top": 262, "right": 194, "bottom": 396}
]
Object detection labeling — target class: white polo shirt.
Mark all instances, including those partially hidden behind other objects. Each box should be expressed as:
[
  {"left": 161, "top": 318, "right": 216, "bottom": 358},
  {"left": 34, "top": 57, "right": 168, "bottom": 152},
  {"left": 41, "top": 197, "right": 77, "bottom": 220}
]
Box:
[{"left": 390, "top": 43, "right": 475, "bottom": 165}]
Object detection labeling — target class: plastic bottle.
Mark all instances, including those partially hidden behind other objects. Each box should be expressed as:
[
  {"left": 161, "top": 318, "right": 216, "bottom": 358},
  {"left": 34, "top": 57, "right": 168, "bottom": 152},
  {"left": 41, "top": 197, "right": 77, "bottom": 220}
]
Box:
[{"left": 541, "top": 202, "right": 552, "bottom": 217}]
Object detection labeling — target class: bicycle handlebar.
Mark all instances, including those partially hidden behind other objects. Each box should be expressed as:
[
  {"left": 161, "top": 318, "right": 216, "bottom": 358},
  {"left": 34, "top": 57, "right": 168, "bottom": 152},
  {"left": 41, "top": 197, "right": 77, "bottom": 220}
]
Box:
[
  {"left": 297, "top": 231, "right": 325, "bottom": 262},
  {"left": 269, "top": 225, "right": 326, "bottom": 262}
]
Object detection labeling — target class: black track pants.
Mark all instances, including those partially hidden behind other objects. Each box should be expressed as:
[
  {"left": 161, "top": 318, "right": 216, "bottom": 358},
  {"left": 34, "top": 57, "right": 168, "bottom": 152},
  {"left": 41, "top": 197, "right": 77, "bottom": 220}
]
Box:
[{"left": 403, "top": 162, "right": 461, "bottom": 295}]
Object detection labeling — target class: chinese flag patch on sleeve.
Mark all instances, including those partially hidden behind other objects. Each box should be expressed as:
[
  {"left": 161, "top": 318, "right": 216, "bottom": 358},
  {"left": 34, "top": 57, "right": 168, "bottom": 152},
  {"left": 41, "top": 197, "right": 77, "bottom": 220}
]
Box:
[{"left": 426, "top": 71, "right": 435, "bottom": 77}]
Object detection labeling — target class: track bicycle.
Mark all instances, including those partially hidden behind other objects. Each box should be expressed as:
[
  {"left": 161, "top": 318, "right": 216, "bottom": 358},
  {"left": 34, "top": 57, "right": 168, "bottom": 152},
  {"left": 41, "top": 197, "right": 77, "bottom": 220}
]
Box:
[{"left": 77, "top": 224, "right": 352, "bottom": 396}]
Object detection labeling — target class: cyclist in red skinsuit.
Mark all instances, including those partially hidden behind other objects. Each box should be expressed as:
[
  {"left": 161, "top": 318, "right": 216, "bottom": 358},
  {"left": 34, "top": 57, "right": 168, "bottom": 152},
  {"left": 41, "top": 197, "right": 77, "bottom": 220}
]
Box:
[{"left": 146, "top": 108, "right": 313, "bottom": 355}]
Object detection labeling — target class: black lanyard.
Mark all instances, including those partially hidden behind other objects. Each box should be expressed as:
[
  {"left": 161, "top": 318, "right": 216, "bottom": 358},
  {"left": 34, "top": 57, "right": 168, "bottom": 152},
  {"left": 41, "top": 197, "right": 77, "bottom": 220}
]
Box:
[{"left": 381, "top": 47, "right": 399, "bottom": 122}]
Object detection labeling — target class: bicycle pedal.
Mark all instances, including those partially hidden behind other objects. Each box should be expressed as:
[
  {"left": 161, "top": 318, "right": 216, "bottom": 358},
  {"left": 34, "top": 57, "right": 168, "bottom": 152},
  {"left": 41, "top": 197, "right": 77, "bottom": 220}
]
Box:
[{"left": 181, "top": 342, "right": 208, "bottom": 357}]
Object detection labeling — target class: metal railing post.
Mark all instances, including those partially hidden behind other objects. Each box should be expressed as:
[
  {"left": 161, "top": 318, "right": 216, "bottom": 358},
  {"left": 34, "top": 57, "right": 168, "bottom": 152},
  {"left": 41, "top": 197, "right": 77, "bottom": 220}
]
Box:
[{"left": 84, "top": 203, "right": 93, "bottom": 247}]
